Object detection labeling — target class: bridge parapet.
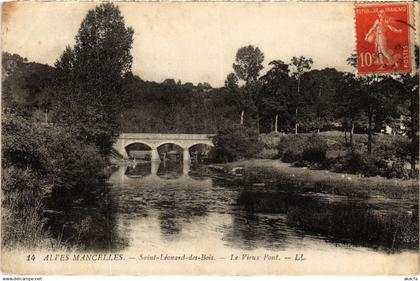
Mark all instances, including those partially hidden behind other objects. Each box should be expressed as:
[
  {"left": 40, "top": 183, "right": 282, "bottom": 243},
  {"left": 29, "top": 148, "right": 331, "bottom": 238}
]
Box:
[{"left": 119, "top": 133, "right": 216, "bottom": 140}]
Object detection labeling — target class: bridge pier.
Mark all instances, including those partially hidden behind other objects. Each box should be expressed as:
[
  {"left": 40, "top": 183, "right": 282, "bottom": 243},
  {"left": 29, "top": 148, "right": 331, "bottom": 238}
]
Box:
[
  {"left": 183, "top": 148, "right": 191, "bottom": 163},
  {"left": 151, "top": 148, "right": 160, "bottom": 162},
  {"left": 151, "top": 160, "right": 159, "bottom": 176},
  {"left": 183, "top": 160, "right": 190, "bottom": 176}
]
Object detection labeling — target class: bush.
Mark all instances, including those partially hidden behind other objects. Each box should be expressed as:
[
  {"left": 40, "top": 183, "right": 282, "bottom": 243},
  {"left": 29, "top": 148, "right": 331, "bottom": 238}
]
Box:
[
  {"left": 382, "top": 160, "right": 410, "bottom": 179},
  {"left": 259, "top": 132, "right": 283, "bottom": 149},
  {"left": 302, "top": 135, "right": 327, "bottom": 163},
  {"left": 277, "top": 135, "right": 307, "bottom": 163},
  {"left": 373, "top": 135, "right": 412, "bottom": 161},
  {"left": 278, "top": 134, "right": 327, "bottom": 164},
  {"left": 1, "top": 111, "right": 105, "bottom": 248},
  {"left": 282, "top": 147, "right": 302, "bottom": 163},
  {"left": 210, "top": 124, "right": 262, "bottom": 162},
  {"left": 337, "top": 150, "right": 387, "bottom": 177}
]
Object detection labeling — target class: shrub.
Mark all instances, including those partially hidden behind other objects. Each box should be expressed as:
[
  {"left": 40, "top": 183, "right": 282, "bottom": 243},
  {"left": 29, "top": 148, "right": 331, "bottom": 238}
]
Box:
[
  {"left": 259, "top": 132, "right": 283, "bottom": 149},
  {"left": 373, "top": 135, "right": 412, "bottom": 161},
  {"left": 302, "top": 135, "right": 327, "bottom": 164},
  {"left": 382, "top": 160, "right": 410, "bottom": 179},
  {"left": 337, "top": 150, "right": 387, "bottom": 177},
  {"left": 277, "top": 135, "right": 307, "bottom": 163},
  {"left": 1, "top": 111, "right": 105, "bottom": 248},
  {"left": 278, "top": 134, "right": 327, "bottom": 164},
  {"left": 210, "top": 124, "right": 262, "bottom": 162},
  {"left": 282, "top": 147, "right": 302, "bottom": 163}
]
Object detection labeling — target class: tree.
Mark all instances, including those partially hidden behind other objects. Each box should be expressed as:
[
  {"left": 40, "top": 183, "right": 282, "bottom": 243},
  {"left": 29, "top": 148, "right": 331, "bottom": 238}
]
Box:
[
  {"left": 233, "top": 45, "right": 264, "bottom": 84},
  {"left": 2, "top": 52, "right": 54, "bottom": 118},
  {"left": 55, "top": 3, "right": 134, "bottom": 155},
  {"left": 259, "top": 60, "right": 292, "bottom": 133},
  {"left": 211, "top": 123, "right": 262, "bottom": 162},
  {"left": 232, "top": 45, "right": 264, "bottom": 127},
  {"left": 336, "top": 73, "right": 363, "bottom": 145},
  {"left": 357, "top": 75, "right": 404, "bottom": 154},
  {"left": 224, "top": 72, "right": 239, "bottom": 92},
  {"left": 299, "top": 68, "right": 342, "bottom": 133},
  {"left": 344, "top": 53, "right": 406, "bottom": 154},
  {"left": 289, "top": 56, "right": 313, "bottom": 134},
  {"left": 223, "top": 72, "right": 244, "bottom": 124},
  {"left": 394, "top": 46, "right": 419, "bottom": 175}
]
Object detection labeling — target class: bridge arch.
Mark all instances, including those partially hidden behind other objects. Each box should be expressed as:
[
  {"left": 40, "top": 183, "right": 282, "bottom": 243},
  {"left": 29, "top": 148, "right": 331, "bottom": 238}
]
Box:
[
  {"left": 186, "top": 141, "right": 214, "bottom": 150},
  {"left": 156, "top": 142, "right": 185, "bottom": 162},
  {"left": 188, "top": 142, "right": 214, "bottom": 163},
  {"left": 124, "top": 142, "right": 153, "bottom": 160},
  {"left": 155, "top": 141, "right": 186, "bottom": 150}
]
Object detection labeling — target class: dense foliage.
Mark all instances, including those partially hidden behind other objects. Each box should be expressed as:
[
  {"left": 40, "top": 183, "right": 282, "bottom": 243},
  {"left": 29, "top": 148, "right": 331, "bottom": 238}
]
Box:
[
  {"left": 55, "top": 3, "right": 134, "bottom": 155},
  {"left": 273, "top": 132, "right": 415, "bottom": 179},
  {"left": 1, "top": 3, "right": 128, "bottom": 249},
  {"left": 211, "top": 124, "right": 262, "bottom": 162},
  {"left": 1, "top": 111, "right": 105, "bottom": 247}
]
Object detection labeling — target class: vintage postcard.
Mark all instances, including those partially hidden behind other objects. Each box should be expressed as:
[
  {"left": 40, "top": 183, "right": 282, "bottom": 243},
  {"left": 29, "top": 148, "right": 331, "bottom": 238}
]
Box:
[{"left": 1, "top": 1, "right": 419, "bottom": 276}]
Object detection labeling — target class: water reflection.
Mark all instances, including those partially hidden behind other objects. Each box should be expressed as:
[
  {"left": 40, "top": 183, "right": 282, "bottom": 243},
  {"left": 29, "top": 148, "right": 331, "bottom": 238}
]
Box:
[
  {"left": 117, "top": 161, "right": 190, "bottom": 181},
  {"left": 106, "top": 161, "right": 418, "bottom": 253},
  {"left": 110, "top": 161, "right": 214, "bottom": 243},
  {"left": 45, "top": 181, "right": 128, "bottom": 251},
  {"left": 223, "top": 212, "right": 290, "bottom": 250},
  {"left": 234, "top": 187, "right": 418, "bottom": 252}
]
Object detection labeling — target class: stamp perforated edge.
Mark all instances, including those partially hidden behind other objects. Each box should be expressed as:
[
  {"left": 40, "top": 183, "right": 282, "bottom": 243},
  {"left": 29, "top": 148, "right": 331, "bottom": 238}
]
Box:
[{"left": 353, "top": 1, "right": 418, "bottom": 76}]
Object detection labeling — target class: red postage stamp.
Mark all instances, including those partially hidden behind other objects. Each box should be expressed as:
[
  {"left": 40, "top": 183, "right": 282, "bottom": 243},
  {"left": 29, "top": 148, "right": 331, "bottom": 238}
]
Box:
[{"left": 355, "top": 3, "right": 412, "bottom": 74}]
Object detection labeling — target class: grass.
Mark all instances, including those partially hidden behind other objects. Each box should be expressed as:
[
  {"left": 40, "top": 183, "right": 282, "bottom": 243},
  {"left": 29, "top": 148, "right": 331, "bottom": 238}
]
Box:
[{"left": 221, "top": 159, "right": 418, "bottom": 200}]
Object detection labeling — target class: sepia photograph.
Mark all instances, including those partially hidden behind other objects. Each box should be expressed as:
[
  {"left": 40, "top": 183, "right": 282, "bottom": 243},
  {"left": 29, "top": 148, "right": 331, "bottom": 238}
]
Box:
[{"left": 1, "top": 1, "right": 419, "bottom": 276}]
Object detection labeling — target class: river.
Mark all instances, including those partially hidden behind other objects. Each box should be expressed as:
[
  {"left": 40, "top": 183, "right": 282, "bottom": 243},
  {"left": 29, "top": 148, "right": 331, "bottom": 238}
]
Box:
[
  {"left": 23, "top": 160, "right": 420, "bottom": 274},
  {"left": 105, "top": 161, "right": 418, "bottom": 255}
]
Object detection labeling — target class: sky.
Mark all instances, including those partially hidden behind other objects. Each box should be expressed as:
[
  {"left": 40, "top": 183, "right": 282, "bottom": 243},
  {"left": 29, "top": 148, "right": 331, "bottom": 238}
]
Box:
[{"left": 2, "top": 2, "right": 357, "bottom": 87}]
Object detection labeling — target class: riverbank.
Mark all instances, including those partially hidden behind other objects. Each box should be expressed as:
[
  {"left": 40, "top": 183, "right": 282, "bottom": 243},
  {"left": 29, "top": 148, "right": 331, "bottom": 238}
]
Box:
[
  {"left": 215, "top": 159, "right": 418, "bottom": 201},
  {"left": 212, "top": 159, "right": 418, "bottom": 251}
]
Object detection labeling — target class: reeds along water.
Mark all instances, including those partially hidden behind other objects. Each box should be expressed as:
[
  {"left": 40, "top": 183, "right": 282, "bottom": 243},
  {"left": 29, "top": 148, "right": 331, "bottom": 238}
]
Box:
[{"left": 237, "top": 189, "right": 418, "bottom": 252}]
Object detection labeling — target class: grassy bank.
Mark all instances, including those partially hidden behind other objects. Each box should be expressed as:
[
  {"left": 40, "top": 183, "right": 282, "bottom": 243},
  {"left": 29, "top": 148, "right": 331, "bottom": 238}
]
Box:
[
  {"left": 216, "top": 159, "right": 418, "bottom": 251},
  {"left": 259, "top": 131, "right": 418, "bottom": 179},
  {"left": 220, "top": 159, "right": 418, "bottom": 201}
]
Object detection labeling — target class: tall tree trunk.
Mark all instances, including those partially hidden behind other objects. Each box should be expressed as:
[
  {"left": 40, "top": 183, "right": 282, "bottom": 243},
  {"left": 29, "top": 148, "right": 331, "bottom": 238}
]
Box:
[
  {"left": 350, "top": 120, "right": 354, "bottom": 146},
  {"left": 240, "top": 110, "right": 244, "bottom": 125},
  {"left": 410, "top": 92, "right": 417, "bottom": 175},
  {"left": 274, "top": 114, "right": 278, "bottom": 133},
  {"left": 343, "top": 118, "right": 348, "bottom": 145},
  {"left": 367, "top": 111, "right": 373, "bottom": 154},
  {"left": 295, "top": 76, "right": 300, "bottom": 135},
  {"left": 256, "top": 112, "right": 260, "bottom": 133},
  {"left": 317, "top": 117, "right": 320, "bottom": 133},
  {"left": 344, "top": 128, "right": 348, "bottom": 145}
]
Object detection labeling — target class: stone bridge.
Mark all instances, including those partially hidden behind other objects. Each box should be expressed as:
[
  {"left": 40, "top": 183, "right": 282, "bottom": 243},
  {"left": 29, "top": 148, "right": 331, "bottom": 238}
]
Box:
[{"left": 113, "top": 133, "right": 215, "bottom": 161}]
